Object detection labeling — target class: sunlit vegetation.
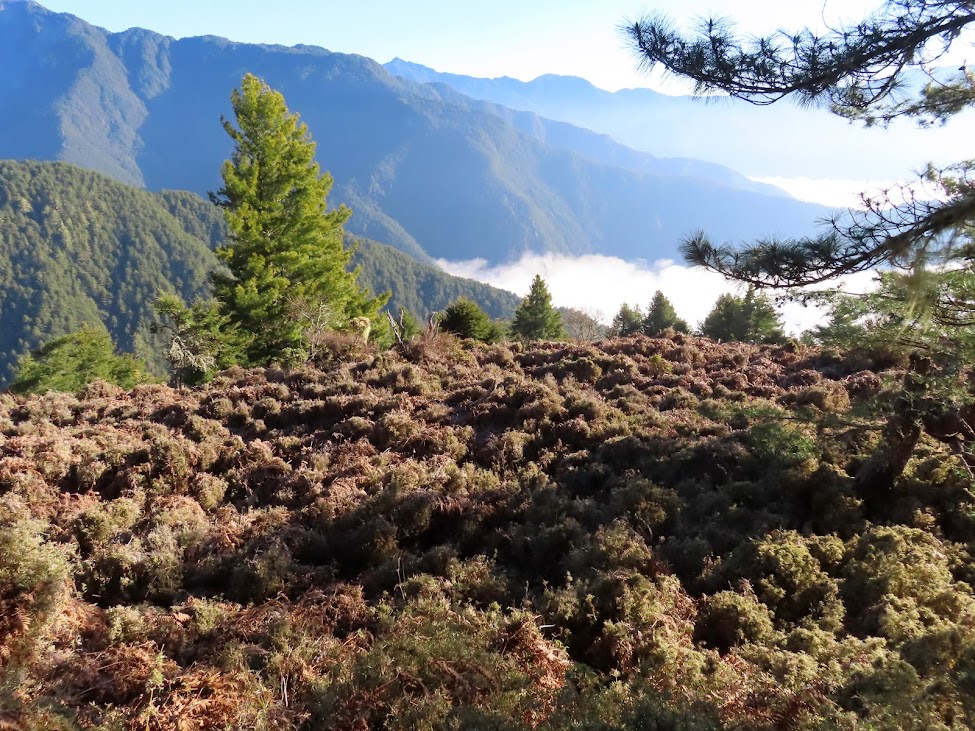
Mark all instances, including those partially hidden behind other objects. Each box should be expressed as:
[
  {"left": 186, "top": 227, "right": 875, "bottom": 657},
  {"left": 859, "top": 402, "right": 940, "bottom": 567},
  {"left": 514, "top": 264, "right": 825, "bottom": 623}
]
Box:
[{"left": 2, "top": 332, "right": 973, "bottom": 729}]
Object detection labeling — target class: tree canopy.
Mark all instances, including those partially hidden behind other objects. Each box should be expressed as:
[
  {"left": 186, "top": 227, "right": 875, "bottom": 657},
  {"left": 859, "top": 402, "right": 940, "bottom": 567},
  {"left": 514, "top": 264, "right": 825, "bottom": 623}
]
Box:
[
  {"left": 611, "top": 303, "right": 645, "bottom": 337},
  {"left": 643, "top": 290, "right": 689, "bottom": 335},
  {"left": 439, "top": 298, "right": 505, "bottom": 343},
  {"left": 211, "top": 73, "right": 386, "bottom": 366},
  {"left": 611, "top": 294, "right": 689, "bottom": 337},
  {"left": 10, "top": 326, "right": 152, "bottom": 395},
  {"left": 700, "top": 288, "right": 785, "bottom": 344},
  {"left": 152, "top": 293, "right": 245, "bottom": 388}
]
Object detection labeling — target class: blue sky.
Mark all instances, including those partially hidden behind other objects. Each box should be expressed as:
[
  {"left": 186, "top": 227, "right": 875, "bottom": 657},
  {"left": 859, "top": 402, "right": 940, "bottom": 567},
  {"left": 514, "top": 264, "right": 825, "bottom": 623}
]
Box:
[{"left": 36, "top": 0, "right": 880, "bottom": 92}]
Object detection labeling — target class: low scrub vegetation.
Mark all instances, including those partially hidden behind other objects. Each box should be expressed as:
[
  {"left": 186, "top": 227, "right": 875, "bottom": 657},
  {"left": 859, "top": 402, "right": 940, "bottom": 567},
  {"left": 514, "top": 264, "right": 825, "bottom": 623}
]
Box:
[{"left": 1, "top": 333, "right": 973, "bottom": 729}]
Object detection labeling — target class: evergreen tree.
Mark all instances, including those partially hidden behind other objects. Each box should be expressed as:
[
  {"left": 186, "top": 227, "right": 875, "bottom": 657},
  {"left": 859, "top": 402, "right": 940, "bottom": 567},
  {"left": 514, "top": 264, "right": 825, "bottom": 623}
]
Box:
[
  {"left": 10, "top": 326, "right": 152, "bottom": 395},
  {"left": 642, "top": 290, "right": 689, "bottom": 335},
  {"left": 700, "top": 288, "right": 785, "bottom": 344},
  {"left": 625, "top": 2, "right": 973, "bottom": 285},
  {"left": 803, "top": 297, "right": 871, "bottom": 348},
  {"left": 211, "top": 74, "right": 386, "bottom": 366},
  {"left": 152, "top": 294, "right": 244, "bottom": 387},
  {"left": 439, "top": 298, "right": 504, "bottom": 343},
  {"left": 510, "top": 275, "right": 565, "bottom": 341},
  {"left": 611, "top": 303, "right": 645, "bottom": 336}
]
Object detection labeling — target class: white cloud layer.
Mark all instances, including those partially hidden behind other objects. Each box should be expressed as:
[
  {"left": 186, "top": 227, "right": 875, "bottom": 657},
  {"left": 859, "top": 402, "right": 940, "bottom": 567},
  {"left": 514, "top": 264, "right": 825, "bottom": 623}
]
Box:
[{"left": 437, "top": 253, "right": 878, "bottom": 336}]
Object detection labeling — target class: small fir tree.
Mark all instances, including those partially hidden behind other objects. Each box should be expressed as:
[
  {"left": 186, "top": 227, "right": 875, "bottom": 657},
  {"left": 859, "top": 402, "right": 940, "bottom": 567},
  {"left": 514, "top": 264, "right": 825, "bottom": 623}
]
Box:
[
  {"left": 643, "top": 290, "right": 689, "bottom": 335},
  {"left": 611, "top": 303, "right": 644, "bottom": 336},
  {"left": 510, "top": 275, "right": 565, "bottom": 341},
  {"left": 211, "top": 73, "right": 386, "bottom": 366},
  {"left": 152, "top": 293, "right": 244, "bottom": 387},
  {"left": 439, "top": 298, "right": 504, "bottom": 342}
]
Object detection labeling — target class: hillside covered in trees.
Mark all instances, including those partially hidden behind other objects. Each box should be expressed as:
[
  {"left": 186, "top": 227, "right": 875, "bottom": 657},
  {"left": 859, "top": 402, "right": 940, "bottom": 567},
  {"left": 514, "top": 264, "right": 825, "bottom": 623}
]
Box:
[
  {"left": 0, "top": 159, "right": 519, "bottom": 384},
  {"left": 2, "top": 333, "right": 973, "bottom": 729},
  {"left": 0, "top": 160, "right": 218, "bottom": 383}
]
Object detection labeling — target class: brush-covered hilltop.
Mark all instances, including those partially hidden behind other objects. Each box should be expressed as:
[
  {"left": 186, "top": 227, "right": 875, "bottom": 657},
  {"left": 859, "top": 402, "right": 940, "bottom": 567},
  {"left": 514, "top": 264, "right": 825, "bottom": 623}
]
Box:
[{"left": 2, "top": 333, "right": 973, "bottom": 729}]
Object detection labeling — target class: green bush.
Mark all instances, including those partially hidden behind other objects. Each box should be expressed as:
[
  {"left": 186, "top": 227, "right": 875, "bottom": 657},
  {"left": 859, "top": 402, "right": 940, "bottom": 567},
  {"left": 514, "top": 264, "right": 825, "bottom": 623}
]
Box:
[
  {"left": 694, "top": 586, "right": 777, "bottom": 652},
  {"left": 440, "top": 298, "right": 506, "bottom": 343},
  {"left": 10, "top": 326, "right": 153, "bottom": 395},
  {"left": 0, "top": 515, "right": 73, "bottom": 675},
  {"left": 843, "top": 526, "right": 973, "bottom": 641},
  {"left": 719, "top": 531, "right": 844, "bottom": 632}
]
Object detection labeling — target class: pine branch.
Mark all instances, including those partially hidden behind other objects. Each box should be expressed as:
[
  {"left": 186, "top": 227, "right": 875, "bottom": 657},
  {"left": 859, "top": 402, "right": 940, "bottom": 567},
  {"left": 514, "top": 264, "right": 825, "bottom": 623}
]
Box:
[
  {"left": 681, "top": 171, "right": 975, "bottom": 287},
  {"left": 626, "top": 1, "right": 975, "bottom": 117}
]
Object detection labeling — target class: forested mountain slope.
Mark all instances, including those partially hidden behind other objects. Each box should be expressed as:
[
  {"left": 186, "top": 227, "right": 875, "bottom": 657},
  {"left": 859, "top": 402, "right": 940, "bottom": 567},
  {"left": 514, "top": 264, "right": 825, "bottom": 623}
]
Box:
[
  {"left": 0, "top": 160, "right": 519, "bottom": 383},
  {"left": 0, "top": 1, "right": 829, "bottom": 265},
  {"left": 0, "top": 160, "right": 217, "bottom": 382},
  {"left": 2, "top": 334, "right": 972, "bottom": 728},
  {"left": 353, "top": 237, "right": 519, "bottom": 321}
]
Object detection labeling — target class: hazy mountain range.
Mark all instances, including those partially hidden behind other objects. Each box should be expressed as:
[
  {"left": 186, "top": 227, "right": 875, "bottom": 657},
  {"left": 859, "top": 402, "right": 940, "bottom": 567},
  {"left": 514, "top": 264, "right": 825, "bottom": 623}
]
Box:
[
  {"left": 384, "top": 59, "right": 970, "bottom": 183},
  {"left": 0, "top": 0, "right": 832, "bottom": 267}
]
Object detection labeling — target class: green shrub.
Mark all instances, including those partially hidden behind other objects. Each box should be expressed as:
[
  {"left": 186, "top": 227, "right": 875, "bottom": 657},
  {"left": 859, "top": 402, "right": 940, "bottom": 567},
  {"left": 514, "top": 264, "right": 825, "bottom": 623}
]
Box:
[
  {"left": 720, "top": 531, "right": 844, "bottom": 632},
  {"left": 190, "top": 473, "right": 228, "bottom": 511},
  {"left": 0, "top": 516, "right": 73, "bottom": 672},
  {"left": 694, "top": 586, "right": 777, "bottom": 652},
  {"left": 10, "top": 326, "right": 153, "bottom": 395},
  {"left": 843, "top": 526, "right": 973, "bottom": 641}
]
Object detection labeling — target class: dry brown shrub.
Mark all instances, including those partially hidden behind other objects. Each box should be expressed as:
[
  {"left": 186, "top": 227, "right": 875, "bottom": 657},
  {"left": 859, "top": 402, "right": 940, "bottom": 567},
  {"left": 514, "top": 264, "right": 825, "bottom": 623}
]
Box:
[
  {"left": 841, "top": 370, "right": 883, "bottom": 397},
  {"left": 0, "top": 335, "right": 940, "bottom": 727},
  {"left": 782, "top": 383, "right": 852, "bottom": 413},
  {"left": 399, "top": 330, "right": 468, "bottom": 368}
]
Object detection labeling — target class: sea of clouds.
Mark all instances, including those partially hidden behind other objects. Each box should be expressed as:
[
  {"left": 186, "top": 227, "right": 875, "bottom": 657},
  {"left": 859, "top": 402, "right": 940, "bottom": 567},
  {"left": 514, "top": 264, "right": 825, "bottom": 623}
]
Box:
[
  {"left": 437, "top": 174, "right": 939, "bottom": 334},
  {"left": 437, "top": 253, "right": 877, "bottom": 336}
]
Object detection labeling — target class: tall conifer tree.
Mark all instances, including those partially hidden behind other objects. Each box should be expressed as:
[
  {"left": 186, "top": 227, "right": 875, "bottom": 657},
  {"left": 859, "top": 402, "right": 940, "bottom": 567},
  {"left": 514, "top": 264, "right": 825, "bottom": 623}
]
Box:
[
  {"left": 211, "top": 74, "right": 385, "bottom": 365},
  {"left": 611, "top": 303, "right": 644, "bottom": 337},
  {"left": 700, "top": 288, "right": 785, "bottom": 344}
]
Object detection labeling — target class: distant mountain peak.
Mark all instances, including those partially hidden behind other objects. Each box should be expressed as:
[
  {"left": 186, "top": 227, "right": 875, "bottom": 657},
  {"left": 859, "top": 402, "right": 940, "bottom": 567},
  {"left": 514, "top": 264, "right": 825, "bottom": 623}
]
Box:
[
  {"left": 0, "top": 0, "right": 45, "bottom": 11},
  {"left": 387, "top": 57, "right": 428, "bottom": 70}
]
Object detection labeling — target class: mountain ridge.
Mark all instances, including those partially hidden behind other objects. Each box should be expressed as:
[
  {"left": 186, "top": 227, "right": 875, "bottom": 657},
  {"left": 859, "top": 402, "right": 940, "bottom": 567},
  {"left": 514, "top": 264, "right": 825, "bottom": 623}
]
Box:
[
  {"left": 0, "top": 1, "right": 830, "bottom": 266},
  {"left": 384, "top": 58, "right": 971, "bottom": 182}
]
